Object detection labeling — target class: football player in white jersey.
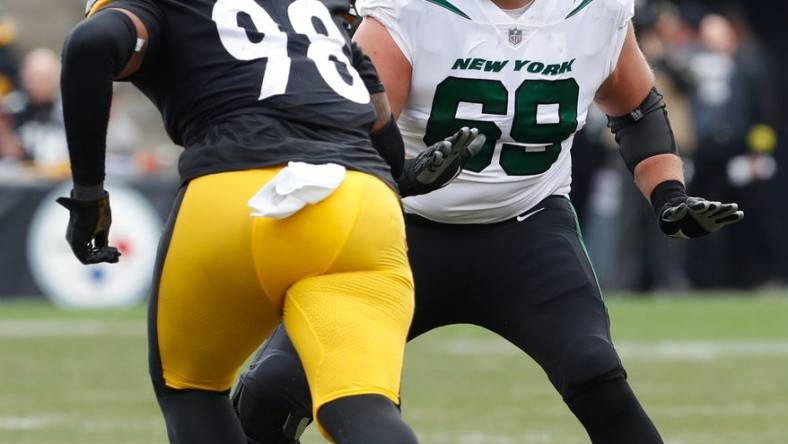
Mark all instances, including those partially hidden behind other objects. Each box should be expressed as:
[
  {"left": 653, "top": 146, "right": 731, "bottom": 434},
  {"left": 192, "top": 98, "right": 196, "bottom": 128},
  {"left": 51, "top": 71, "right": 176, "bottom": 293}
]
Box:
[{"left": 232, "top": 0, "right": 743, "bottom": 442}]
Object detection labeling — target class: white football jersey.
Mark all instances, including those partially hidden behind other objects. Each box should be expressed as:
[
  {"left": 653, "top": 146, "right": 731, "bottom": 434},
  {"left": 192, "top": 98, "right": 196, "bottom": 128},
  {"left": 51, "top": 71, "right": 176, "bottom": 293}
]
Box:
[{"left": 357, "top": 0, "right": 634, "bottom": 223}]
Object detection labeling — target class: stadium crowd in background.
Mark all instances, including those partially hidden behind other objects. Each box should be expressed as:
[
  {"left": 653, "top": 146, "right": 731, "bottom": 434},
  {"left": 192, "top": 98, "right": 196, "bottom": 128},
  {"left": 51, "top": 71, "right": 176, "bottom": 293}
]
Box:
[
  {"left": 575, "top": 1, "right": 786, "bottom": 292},
  {"left": 0, "top": 7, "right": 158, "bottom": 180},
  {"left": 0, "top": 0, "right": 785, "bottom": 293}
]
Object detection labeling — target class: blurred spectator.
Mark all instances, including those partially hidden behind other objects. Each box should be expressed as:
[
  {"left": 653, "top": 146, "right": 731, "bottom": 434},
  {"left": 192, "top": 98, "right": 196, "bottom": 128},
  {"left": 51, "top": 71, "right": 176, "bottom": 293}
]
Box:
[
  {"left": 4, "top": 48, "right": 68, "bottom": 168},
  {"left": 671, "top": 14, "right": 739, "bottom": 288},
  {"left": 722, "top": 9, "right": 785, "bottom": 289},
  {"left": 674, "top": 13, "right": 784, "bottom": 289},
  {"left": 0, "top": 48, "right": 145, "bottom": 178}
]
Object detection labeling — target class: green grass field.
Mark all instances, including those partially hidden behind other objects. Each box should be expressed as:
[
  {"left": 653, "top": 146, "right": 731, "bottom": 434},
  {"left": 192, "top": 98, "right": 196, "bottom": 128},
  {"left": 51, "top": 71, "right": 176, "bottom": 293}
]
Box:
[{"left": 1, "top": 294, "right": 788, "bottom": 444}]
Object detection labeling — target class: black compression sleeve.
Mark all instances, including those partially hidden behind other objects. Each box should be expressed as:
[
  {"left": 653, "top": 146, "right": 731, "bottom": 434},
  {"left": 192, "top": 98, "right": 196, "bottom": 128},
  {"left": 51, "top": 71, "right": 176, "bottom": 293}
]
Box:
[
  {"left": 607, "top": 88, "right": 678, "bottom": 173},
  {"left": 350, "top": 42, "right": 385, "bottom": 94},
  {"left": 60, "top": 11, "right": 139, "bottom": 187},
  {"left": 370, "top": 117, "right": 405, "bottom": 178}
]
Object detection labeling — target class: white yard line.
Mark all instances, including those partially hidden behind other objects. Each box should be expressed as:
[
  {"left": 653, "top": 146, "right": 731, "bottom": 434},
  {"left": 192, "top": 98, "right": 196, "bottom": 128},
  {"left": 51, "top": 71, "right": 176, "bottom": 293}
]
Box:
[
  {"left": 3, "top": 320, "right": 788, "bottom": 362},
  {"left": 0, "top": 320, "right": 144, "bottom": 338},
  {"left": 616, "top": 341, "right": 788, "bottom": 360},
  {"left": 0, "top": 415, "right": 62, "bottom": 430}
]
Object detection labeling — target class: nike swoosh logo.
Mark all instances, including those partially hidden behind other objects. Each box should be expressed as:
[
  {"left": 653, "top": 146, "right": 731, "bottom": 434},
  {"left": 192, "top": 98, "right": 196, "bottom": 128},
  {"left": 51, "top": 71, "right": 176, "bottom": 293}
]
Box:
[{"left": 516, "top": 207, "right": 545, "bottom": 222}]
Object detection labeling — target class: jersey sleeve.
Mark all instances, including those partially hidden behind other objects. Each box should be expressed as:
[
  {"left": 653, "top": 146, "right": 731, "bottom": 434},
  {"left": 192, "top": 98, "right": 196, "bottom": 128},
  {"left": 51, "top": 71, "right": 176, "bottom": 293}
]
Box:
[
  {"left": 356, "top": 0, "right": 414, "bottom": 64},
  {"left": 605, "top": 0, "right": 635, "bottom": 77},
  {"left": 350, "top": 42, "right": 386, "bottom": 94}
]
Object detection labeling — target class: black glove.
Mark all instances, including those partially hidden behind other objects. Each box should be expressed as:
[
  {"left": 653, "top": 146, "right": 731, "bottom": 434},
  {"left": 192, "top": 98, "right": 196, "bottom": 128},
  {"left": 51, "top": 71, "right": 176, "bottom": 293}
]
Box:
[
  {"left": 397, "top": 127, "right": 485, "bottom": 197},
  {"left": 651, "top": 180, "right": 743, "bottom": 239},
  {"left": 56, "top": 190, "right": 121, "bottom": 264}
]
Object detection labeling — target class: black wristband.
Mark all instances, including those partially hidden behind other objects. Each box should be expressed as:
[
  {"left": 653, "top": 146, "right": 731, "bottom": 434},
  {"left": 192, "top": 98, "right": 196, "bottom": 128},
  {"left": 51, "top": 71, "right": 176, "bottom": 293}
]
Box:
[
  {"left": 72, "top": 183, "right": 107, "bottom": 200},
  {"left": 649, "top": 180, "right": 687, "bottom": 219},
  {"left": 396, "top": 158, "right": 418, "bottom": 197}
]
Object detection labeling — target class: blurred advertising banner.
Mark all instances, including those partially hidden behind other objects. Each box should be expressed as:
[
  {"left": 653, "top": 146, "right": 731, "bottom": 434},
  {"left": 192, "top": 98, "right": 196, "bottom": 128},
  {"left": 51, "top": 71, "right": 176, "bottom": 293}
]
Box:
[{"left": 0, "top": 176, "right": 179, "bottom": 308}]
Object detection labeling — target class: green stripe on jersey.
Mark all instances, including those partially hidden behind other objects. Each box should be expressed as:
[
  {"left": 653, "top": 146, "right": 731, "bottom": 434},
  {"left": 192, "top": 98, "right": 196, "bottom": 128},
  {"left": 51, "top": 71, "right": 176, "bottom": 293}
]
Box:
[
  {"left": 565, "top": 0, "right": 594, "bottom": 18},
  {"left": 423, "top": 0, "right": 471, "bottom": 19}
]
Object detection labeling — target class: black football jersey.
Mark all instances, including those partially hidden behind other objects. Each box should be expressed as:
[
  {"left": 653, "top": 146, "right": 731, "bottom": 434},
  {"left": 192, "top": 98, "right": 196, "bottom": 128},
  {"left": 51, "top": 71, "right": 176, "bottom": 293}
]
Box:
[{"left": 89, "top": 0, "right": 390, "bottom": 184}]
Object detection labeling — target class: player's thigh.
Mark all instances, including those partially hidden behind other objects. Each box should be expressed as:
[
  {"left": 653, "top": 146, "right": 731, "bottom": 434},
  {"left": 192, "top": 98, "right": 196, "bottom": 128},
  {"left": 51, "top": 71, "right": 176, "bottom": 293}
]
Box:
[
  {"left": 281, "top": 174, "right": 414, "bottom": 432},
  {"left": 284, "top": 271, "right": 413, "bottom": 414},
  {"left": 480, "top": 197, "right": 613, "bottom": 387},
  {"left": 404, "top": 216, "right": 480, "bottom": 339},
  {"left": 150, "top": 171, "right": 282, "bottom": 392}
]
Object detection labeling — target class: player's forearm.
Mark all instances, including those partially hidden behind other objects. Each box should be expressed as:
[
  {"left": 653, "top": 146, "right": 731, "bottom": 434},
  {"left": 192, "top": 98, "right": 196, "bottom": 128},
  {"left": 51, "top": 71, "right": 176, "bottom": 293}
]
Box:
[
  {"left": 61, "top": 12, "right": 138, "bottom": 187},
  {"left": 370, "top": 92, "right": 393, "bottom": 133},
  {"left": 633, "top": 153, "right": 684, "bottom": 202}
]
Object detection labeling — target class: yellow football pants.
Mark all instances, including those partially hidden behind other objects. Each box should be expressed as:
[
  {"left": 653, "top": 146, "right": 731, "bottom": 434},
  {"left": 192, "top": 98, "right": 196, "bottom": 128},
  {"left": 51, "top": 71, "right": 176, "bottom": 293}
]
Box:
[{"left": 150, "top": 167, "right": 414, "bottom": 434}]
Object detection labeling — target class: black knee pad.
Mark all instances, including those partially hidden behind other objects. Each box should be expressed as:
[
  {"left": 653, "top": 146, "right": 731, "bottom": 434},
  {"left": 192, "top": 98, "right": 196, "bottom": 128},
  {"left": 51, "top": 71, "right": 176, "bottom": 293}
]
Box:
[
  {"left": 559, "top": 336, "right": 626, "bottom": 400},
  {"left": 232, "top": 351, "right": 312, "bottom": 444}
]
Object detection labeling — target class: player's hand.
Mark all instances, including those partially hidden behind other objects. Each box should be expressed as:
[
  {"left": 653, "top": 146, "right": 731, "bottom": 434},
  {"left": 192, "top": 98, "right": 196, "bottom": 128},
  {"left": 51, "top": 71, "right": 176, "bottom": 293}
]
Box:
[
  {"left": 397, "top": 127, "right": 486, "bottom": 197},
  {"left": 56, "top": 189, "right": 121, "bottom": 265},
  {"left": 658, "top": 196, "right": 743, "bottom": 239}
]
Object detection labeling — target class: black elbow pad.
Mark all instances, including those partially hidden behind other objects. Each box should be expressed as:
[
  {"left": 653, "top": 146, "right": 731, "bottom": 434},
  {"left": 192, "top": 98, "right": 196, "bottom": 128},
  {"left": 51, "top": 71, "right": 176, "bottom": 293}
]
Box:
[
  {"left": 370, "top": 117, "right": 405, "bottom": 178},
  {"left": 63, "top": 10, "right": 139, "bottom": 77},
  {"left": 607, "top": 88, "right": 678, "bottom": 173}
]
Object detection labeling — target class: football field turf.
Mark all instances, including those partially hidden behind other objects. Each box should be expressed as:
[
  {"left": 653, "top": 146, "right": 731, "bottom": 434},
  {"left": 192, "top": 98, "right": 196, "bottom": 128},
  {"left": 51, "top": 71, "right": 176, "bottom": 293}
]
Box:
[{"left": 1, "top": 294, "right": 787, "bottom": 444}]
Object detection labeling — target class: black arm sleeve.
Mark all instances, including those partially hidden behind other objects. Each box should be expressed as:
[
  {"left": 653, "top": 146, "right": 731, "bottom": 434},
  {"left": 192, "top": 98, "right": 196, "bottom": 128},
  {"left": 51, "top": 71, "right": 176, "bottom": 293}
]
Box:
[
  {"left": 370, "top": 118, "right": 404, "bottom": 178},
  {"left": 607, "top": 88, "right": 678, "bottom": 173},
  {"left": 350, "top": 42, "right": 385, "bottom": 94},
  {"left": 60, "top": 8, "right": 159, "bottom": 186}
]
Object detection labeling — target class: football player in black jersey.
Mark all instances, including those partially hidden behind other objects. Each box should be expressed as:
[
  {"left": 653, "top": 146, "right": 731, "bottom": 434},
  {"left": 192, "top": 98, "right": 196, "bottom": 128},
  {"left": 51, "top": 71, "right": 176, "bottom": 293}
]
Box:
[{"left": 58, "top": 0, "right": 483, "bottom": 442}]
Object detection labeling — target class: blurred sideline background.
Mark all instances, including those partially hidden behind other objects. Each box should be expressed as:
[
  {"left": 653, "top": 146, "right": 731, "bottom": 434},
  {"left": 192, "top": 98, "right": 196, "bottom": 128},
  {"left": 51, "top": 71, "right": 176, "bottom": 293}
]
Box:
[
  {"left": 1, "top": 0, "right": 786, "bottom": 301},
  {"left": 0, "top": 0, "right": 787, "bottom": 443}
]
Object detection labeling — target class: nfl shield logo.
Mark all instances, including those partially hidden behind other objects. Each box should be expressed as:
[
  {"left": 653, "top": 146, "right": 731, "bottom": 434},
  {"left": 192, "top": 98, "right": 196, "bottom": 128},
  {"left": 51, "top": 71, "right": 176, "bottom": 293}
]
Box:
[{"left": 509, "top": 28, "right": 523, "bottom": 46}]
